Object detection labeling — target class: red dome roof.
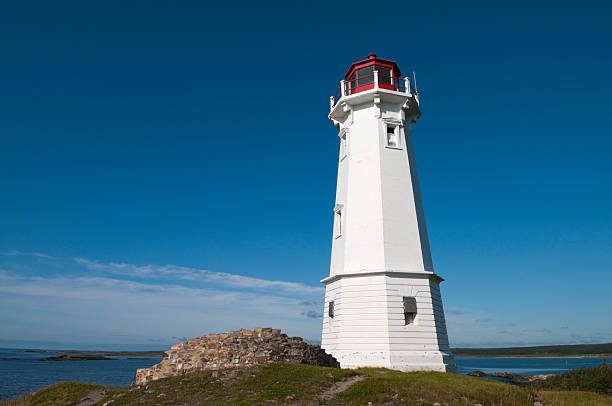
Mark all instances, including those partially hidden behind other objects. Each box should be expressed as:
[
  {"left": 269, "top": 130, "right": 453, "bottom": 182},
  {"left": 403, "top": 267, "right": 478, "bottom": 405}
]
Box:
[{"left": 344, "top": 54, "right": 402, "bottom": 80}]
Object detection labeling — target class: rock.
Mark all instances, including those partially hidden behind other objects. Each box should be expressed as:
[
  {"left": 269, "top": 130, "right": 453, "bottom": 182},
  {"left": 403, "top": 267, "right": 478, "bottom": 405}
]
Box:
[
  {"left": 468, "top": 370, "right": 488, "bottom": 377},
  {"left": 492, "top": 371, "right": 527, "bottom": 383},
  {"left": 492, "top": 371, "right": 513, "bottom": 378},
  {"left": 530, "top": 374, "right": 553, "bottom": 382},
  {"left": 492, "top": 371, "right": 556, "bottom": 385},
  {"left": 135, "top": 328, "right": 339, "bottom": 385}
]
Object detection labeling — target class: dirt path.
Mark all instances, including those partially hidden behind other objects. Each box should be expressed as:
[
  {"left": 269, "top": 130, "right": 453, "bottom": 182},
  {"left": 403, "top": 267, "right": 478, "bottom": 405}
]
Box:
[
  {"left": 76, "top": 389, "right": 107, "bottom": 406},
  {"left": 318, "top": 375, "right": 367, "bottom": 400}
]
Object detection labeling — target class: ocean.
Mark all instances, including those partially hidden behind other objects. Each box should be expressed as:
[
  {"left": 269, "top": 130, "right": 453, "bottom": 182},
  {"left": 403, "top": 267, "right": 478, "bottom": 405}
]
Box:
[
  {"left": 0, "top": 348, "right": 609, "bottom": 401},
  {"left": 0, "top": 348, "right": 162, "bottom": 401},
  {"left": 455, "top": 356, "right": 610, "bottom": 376}
]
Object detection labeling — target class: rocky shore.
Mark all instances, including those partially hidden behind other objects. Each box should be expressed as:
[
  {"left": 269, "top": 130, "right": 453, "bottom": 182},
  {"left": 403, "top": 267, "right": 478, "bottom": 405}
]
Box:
[
  {"left": 135, "top": 328, "right": 339, "bottom": 385},
  {"left": 468, "top": 370, "right": 554, "bottom": 385}
]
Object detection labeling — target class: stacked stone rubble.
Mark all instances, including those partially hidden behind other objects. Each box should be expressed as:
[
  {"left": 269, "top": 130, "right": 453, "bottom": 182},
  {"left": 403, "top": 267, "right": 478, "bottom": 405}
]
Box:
[{"left": 135, "top": 328, "right": 339, "bottom": 385}]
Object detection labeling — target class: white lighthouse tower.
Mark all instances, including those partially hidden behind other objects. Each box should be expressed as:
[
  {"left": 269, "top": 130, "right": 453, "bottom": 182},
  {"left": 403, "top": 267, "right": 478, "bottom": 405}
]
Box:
[{"left": 321, "top": 54, "right": 456, "bottom": 372}]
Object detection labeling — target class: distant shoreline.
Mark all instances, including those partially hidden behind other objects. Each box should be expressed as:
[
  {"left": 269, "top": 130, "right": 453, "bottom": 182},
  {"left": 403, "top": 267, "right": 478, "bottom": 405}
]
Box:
[
  {"left": 18, "top": 349, "right": 612, "bottom": 360},
  {"left": 451, "top": 342, "right": 612, "bottom": 359},
  {"left": 12, "top": 349, "right": 611, "bottom": 360},
  {"left": 8, "top": 343, "right": 612, "bottom": 360},
  {"left": 22, "top": 349, "right": 166, "bottom": 357},
  {"left": 454, "top": 354, "right": 612, "bottom": 359}
]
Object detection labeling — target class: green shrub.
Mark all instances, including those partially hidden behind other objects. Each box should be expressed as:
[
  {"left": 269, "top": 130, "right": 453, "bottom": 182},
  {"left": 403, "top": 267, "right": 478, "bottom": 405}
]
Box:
[{"left": 532, "top": 363, "right": 612, "bottom": 394}]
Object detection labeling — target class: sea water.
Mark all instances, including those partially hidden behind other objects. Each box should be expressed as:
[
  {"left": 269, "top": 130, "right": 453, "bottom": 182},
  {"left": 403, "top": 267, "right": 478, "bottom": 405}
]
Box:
[
  {"left": 0, "top": 348, "right": 161, "bottom": 401},
  {"left": 0, "top": 348, "right": 610, "bottom": 401},
  {"left": 455, "top": 356, "right": 609, "bottom": 376}
]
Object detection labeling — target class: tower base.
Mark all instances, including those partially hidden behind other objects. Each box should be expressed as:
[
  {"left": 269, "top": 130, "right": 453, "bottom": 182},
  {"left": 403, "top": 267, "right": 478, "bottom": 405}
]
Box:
[
  {"left": 336, "top": 350, "right": 456, "bottom": 372},
  {"left": 321, "top": 271, "right": 457, "bottom": 373}
]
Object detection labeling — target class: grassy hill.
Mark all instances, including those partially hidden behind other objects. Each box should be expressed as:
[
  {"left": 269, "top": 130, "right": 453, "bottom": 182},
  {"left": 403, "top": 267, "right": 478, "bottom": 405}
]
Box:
[
  {"left": 3, "top": 364, "right": 612, "bottom": 406},
  {"left": 452, "top": 343, "right": 612, "bottom": 358}
]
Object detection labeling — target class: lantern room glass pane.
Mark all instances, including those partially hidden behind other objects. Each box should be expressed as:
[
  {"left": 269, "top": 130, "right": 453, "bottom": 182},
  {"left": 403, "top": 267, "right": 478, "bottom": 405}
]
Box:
[
  {"left": 377, "top": 65, "right": 392, "bottom": 85},
  {"left": 356, "top": 65, "right": 374, "bottom": 87}
]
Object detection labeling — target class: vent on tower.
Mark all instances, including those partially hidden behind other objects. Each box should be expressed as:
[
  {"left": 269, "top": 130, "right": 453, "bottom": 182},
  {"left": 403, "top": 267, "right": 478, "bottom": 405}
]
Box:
[{"left": 403, "top": 296, "right": 417, "bottom": 325}]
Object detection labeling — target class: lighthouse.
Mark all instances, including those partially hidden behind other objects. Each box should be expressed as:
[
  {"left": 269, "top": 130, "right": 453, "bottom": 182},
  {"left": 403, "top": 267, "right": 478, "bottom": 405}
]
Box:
[{"left": 321, "top": 54, "right": 456, "bottom": 372}]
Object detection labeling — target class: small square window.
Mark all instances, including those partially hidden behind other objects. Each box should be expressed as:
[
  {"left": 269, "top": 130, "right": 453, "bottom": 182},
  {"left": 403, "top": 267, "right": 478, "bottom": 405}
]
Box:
[
  {"left": 328, "top": 301, "right": 335, "bottom": 318},
  {"left": 386, "top": 125, "right": 400, "bottom": 148}
]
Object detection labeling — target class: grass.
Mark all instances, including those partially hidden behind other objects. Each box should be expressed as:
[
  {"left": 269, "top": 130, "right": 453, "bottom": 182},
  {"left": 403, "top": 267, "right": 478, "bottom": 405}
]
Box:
[
  {"left": 102, "top": 364, "right": 359, "bottom": 406},
  {"left": 337, "top": 368, "right": 533, "bottom": 405},
  {"left": 1, "top": 382, "right": 103, "bottom": 406},
  {"left": 2, "top": 364, "right": 612, "bottom": 406},
  {"left": 537, "top": 390, "right": 612, "bottom": 406}
]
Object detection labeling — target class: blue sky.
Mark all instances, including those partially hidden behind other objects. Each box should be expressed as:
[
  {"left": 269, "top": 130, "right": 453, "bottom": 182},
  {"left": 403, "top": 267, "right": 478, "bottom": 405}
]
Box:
[{"left": 1, "top": 0, "right": 611, "bottom": 349}]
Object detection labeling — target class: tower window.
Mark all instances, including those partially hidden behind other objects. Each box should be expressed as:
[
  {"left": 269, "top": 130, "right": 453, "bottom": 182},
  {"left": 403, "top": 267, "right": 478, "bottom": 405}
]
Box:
[
  {"left": 328, "top": 301, "right": 335, "bottom": 318},
  {"left": 333, "top": 204, "right": 343, "bottom": 239},
  {"left": 403, "top": 296, "right": 417, "bottom": 325},
  {"left": 339, "top": 129, "right": 348, "bottom": 160},
  {"left": 386, "top": 125, "right": 400, "bottom": 148}
]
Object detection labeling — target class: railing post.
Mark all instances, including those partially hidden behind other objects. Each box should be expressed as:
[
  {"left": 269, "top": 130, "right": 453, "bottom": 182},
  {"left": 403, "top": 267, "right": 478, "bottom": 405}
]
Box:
[
  {"left": 330, "top": 96, "right": 335, "bottom": 111},
  {"left": 405, "top": 78, "right": 411, "bottom": 96},
  {"left": 341, "top": 80, "right": 347, "bottom": 97},
  {"left": 373, "top": 70, "right": 379, "bottom": 90}
]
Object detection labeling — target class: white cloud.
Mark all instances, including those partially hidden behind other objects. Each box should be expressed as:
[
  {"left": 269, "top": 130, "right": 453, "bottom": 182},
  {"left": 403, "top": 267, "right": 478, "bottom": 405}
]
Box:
[
  {"left": 0, "top": 250, "right": 55, "bottom": 259},
  {"left": 73, "top": 257, "right": 324, "bottom": 295},
  {"left": 0, "top": 262, "right": 325, "bottom": 346}
]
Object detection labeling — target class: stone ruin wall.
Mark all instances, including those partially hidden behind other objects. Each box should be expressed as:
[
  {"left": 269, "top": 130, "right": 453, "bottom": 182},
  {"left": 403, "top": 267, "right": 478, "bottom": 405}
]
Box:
[{"left": 135, "top": 328, "right": 339, "bottom": 385}]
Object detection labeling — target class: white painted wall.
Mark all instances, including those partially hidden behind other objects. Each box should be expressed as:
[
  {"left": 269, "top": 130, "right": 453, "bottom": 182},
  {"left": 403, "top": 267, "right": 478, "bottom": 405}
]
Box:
[{"left": 322, "top": 87, "right": 456, "bottom": 372}]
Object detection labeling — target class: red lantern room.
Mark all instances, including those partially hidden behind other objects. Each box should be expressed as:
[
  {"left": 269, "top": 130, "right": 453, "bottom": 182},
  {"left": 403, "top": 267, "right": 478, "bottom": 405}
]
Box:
[
  {"left": 330, "top": 54, "right": 418, "bottom": 112},
  {"left": 345, "top": 53, "right": 401, "bottom": 94}
]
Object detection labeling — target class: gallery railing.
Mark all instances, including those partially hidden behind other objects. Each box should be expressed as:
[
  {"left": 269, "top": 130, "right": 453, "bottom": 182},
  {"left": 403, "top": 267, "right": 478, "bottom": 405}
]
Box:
[{"left": 330, "top": 71, "right": 419, "bottom": 110}]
